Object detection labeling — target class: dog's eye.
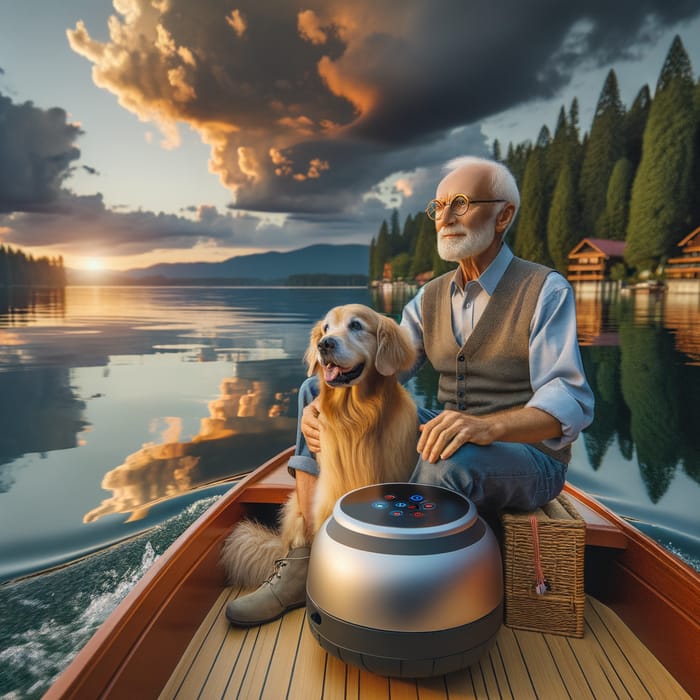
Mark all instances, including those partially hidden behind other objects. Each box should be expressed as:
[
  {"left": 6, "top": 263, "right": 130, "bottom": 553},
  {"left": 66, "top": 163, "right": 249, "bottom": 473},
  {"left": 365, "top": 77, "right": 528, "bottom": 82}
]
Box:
[
  {"left": 349, "top": 320, "right": 363, "bottom": 331},
  {"left": 323, "top": 324, "right": 329, "bottom": 333}
]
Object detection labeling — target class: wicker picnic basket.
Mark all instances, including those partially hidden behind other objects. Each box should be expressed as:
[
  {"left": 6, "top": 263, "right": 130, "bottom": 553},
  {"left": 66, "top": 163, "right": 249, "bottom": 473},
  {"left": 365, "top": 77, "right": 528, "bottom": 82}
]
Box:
[{"left": 501, "top": 493, "right": 586, "bottom": 637}]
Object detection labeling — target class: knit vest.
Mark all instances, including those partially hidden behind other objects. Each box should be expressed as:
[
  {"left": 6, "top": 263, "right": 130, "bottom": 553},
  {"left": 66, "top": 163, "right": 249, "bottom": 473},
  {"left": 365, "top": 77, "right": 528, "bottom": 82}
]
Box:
[{"left": 421, "top": 257, "right": 571, "bottom": 464}]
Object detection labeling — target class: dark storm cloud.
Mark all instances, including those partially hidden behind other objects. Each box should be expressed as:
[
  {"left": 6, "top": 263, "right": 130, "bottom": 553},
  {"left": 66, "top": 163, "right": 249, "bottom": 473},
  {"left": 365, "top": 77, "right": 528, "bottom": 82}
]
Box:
[
  {"left": 0, "top": 191, "right": 259, "bottom": 256},
  {"left": 0, "top": 92, "right": 82, "bottom": 213},
  {"left": 66, "top": 0, "right": 700, "bottom": 218}
]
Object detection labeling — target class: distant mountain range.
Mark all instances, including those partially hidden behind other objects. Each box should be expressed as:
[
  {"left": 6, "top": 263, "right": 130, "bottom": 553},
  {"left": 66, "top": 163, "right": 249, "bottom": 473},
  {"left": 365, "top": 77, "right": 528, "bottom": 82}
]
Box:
[{"left": 69, "top": 244, "right": 370, "bottom": 284}]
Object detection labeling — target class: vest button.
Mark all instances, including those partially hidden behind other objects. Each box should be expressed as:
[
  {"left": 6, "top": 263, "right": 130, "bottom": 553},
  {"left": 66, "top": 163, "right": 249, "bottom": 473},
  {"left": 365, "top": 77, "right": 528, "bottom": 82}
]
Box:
[
  {"left": 458, "top": 355, "right": 465, "bottom": 362},
  {"left": 458, "top": 403, "right": 466, "bottom": 410},
  {"left": 457, "top": 391, "right": 464, "bottom": 398},
  {"left": 458, "top": 374, "right": 464, "bottom": 381}
]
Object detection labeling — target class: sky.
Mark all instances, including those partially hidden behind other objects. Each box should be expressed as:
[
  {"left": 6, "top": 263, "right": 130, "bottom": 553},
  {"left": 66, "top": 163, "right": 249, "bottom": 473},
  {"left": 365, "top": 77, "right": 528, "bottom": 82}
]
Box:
[{"left": 0, "top": 0, "right": 699, "bottom": 272}]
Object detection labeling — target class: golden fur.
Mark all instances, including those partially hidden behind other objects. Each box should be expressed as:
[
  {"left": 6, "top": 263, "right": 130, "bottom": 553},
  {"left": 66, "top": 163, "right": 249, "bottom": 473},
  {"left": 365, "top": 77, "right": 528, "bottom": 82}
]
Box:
[{"left": 220, "top": 304, "right": 418, "bottom": 587}]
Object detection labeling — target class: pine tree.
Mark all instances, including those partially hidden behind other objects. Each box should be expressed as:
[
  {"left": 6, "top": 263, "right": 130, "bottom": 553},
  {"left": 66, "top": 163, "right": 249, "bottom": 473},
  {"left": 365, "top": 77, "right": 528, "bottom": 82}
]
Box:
[
  {"left": 579, "top": 70, "right": 626, "bottom": 235},
  {"left": 547, "top": 163, "right": 580, "bottom": 273},
  {"left": 401, "top": 213, "right": 417, "bottom": 255},
  {"left": 547, "top": 106, "right": 569, "bottom": 178},
  {"left": 566, "top": 97, "right": 584, "bottom": 179},
  {"left": 504, "top": 141, "right": 532, "bottom": 244},
  {"left": 625, "top": 36, "right": 695, "bottom": 271},
  {"left": 513, "top": 147, "right": 551, "bottom": 265},
  {"left": 389, "top": 209, "right": 402, "bottom": 255},
  {"left": 410, "top": 216, "right": 436, "bottom": 278},
  {"left": 625, "top": 85, "right": 651, "bottom": 172},
  {"left": 568, "top": 98, "right": 580, "bottom": 143},
  {"left": 373, "top": 221, "right": 390, "bottom": 279},
  {"left": 599, "top": 158, "right": 633, "bottom": 240},
  {"left": 492, "top": 139, "right": 502, "bottom": 161},
  {"left": 368, "top": 238, "right": 377, "bottom": 280},
  {"left": 688, "top": 77, "right": 700, "bottom": 228}
]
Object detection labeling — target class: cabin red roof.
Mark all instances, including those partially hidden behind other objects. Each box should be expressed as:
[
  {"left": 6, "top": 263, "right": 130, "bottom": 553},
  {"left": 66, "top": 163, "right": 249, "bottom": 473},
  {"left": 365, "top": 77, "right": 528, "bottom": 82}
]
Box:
[
  {"left": 676, "top": 226, "right": 700, "bottom": 248},
  {"left": 568, "top": 238, "right": 626, "bottom": 259}
]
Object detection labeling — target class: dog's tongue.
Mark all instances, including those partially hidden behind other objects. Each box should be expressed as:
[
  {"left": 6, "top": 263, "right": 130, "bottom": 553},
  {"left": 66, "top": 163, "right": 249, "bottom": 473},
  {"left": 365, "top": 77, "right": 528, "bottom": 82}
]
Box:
[{"left": 324, "top": 364, "right": 342, "bottom": 382}]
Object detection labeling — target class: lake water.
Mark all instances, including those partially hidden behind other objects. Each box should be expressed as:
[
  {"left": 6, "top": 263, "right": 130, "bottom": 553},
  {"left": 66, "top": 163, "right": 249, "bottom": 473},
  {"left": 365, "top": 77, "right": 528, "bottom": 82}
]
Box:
[{"left": 1, "top": 283, "right": 699, "bottom": 697}]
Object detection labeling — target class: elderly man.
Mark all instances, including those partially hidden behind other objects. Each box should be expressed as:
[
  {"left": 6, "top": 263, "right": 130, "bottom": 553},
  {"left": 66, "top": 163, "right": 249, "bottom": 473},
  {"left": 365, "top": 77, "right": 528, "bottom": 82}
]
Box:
[{"left": 226, "top": 155, "right": 594, "bottom": 627}]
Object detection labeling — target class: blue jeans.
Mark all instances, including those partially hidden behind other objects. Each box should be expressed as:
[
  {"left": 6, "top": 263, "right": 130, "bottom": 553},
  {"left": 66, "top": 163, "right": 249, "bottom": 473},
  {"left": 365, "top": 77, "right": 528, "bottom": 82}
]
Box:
[{"left": 289, "top": 378, "right": 567, "bottom": 512}]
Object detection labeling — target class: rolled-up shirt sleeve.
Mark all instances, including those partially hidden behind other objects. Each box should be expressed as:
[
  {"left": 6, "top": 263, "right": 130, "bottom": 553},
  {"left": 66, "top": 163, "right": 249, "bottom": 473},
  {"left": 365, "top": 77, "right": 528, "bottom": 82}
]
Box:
[
  {"left": 527, "top": 273, "right": 595, "bottom": 449},
  {"left": 398, "top": 287, "right": 428, "bottom": 383}
]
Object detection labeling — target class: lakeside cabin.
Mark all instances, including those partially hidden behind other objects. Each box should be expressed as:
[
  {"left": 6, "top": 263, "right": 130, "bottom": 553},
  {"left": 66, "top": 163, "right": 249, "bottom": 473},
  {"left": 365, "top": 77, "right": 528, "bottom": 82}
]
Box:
[
  {"left": 567, "top": 238, "right": 626, "bottom": 283},
  {"left": 665, "top": 226, "right": 700, "bottom": 279}
]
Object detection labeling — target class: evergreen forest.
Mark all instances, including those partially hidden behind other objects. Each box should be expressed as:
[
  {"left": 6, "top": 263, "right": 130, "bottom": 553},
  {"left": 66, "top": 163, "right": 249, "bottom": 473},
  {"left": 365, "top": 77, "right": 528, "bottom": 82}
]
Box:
[
  {"left": 369, "top": 35, "right": 700, "bottom": 282},
  {"left": 0, "top": 245, "right": 66, "bottom": 289}
]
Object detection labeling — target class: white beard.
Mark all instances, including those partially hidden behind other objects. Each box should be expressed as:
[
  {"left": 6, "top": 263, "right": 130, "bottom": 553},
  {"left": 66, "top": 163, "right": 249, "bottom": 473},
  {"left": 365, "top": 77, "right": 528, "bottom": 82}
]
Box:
[{"left": 437, "top": 220, "right": 495, "bottom": 261}]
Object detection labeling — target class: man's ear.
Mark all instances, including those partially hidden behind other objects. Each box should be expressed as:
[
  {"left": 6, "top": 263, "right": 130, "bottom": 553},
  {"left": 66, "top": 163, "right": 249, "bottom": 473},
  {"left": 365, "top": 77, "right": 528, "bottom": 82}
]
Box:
[{"left": 495, "top": 203, "right": 515, "bottom": 234}]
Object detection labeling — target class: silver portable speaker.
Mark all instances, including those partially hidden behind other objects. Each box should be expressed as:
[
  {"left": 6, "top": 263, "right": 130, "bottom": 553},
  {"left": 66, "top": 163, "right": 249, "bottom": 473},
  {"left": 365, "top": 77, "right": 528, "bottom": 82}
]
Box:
[{"left": 306, "top": 483, "right": 503, "bottom": 678}]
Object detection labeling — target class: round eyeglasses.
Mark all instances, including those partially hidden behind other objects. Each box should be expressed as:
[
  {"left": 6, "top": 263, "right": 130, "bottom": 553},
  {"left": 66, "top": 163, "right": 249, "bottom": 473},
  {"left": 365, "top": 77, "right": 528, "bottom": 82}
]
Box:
[{"left": 425, "top": 194, "right": 506, "bottom": 221}]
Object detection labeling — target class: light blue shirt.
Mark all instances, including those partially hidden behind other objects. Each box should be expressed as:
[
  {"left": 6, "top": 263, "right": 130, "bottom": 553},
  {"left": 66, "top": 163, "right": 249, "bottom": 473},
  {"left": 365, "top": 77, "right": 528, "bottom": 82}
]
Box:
[{"left": 400, "top": 244, "right": 594, "bottom": 450}]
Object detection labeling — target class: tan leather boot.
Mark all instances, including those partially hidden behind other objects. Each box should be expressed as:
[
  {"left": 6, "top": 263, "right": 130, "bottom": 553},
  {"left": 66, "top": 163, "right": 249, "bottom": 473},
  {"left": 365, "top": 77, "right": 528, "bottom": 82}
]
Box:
[{"left": 225, "top": 546, "right": 311, "bottom": 627}]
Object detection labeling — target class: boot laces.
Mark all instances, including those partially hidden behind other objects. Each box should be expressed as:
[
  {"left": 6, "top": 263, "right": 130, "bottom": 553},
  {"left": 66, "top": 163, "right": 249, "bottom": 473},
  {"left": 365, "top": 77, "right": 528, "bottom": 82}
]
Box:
[{"left": 266, "top": 551, "right": 309, "bottom": 583}]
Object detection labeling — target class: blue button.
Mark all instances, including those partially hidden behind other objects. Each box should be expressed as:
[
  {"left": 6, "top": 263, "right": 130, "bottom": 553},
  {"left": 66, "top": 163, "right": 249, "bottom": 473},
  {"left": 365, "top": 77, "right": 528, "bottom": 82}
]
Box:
[
  {"left": 394, "top": 501, "right": 407, "bottom": 508},
  {"left": 372, "top": 501, "right": 389, "bottom": 509},
  {"left": 409, "top": 494, "right": 424, "bottom": 502}
]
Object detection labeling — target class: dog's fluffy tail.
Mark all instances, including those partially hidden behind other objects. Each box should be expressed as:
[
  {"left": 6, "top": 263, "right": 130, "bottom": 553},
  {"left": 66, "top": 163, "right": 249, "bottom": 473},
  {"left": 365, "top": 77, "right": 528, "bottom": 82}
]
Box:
[{"left": 219, "top": 519, "right": 286, "bottom": 588}]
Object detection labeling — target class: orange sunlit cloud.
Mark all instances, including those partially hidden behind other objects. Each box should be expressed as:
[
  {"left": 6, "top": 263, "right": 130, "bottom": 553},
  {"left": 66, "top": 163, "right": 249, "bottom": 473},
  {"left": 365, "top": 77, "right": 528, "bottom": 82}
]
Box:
[{"left": 4, "top": 0, "right": 697, "bottom": 271}]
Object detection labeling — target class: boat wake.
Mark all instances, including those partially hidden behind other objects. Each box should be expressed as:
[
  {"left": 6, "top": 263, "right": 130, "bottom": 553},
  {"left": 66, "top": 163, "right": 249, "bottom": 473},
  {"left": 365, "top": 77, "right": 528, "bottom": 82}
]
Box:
[{"left": 0, "top": 495, "right": 221, "bottom": 699}]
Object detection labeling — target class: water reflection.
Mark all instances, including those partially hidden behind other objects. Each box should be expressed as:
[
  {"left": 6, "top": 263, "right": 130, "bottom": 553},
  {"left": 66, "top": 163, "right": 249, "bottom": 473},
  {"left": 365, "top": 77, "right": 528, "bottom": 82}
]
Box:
[
  {"left": 576, "top": 284, "right": 700, "bottom": 505},
  {"left": 83, "top": 364, "right": 299, "bottom": 523},
  {"left": 0, "top": 287, "right": 66, "bottom": 325},
  {"left": 0, "top": 284, "right": 697, "bottom": 580},
  {"left": 0, "top": 369, "right": 87, "bottom": 491}
]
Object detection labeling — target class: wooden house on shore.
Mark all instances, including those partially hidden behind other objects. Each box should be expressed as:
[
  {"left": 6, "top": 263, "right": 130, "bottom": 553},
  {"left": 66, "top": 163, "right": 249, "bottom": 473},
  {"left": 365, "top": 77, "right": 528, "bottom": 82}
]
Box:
[
  {"left": 665, "top": 227, "right": 700, "bottom": 279},
  {"left": 567, "top": 238, "right": 626, "bottom": 282}
]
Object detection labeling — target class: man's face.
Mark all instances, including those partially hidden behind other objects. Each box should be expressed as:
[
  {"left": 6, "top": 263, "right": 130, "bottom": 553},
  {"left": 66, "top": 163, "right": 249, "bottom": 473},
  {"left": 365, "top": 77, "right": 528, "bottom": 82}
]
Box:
[{"left": 433, "top": 165, "right": 501, "bottom": 262}]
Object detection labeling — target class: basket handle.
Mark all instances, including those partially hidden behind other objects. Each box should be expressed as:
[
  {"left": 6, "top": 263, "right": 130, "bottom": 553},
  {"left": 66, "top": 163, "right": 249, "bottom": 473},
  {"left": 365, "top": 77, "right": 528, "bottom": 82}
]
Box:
[{"left": 530, "top": 514, "right": 549, "bottom": 595}]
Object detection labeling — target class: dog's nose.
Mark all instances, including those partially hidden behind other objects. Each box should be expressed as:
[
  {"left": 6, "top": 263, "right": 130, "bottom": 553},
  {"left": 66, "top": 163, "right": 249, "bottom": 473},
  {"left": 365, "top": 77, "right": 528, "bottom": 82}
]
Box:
[{"left": 318, "top": 337, "right": 336, "bottom": 352}]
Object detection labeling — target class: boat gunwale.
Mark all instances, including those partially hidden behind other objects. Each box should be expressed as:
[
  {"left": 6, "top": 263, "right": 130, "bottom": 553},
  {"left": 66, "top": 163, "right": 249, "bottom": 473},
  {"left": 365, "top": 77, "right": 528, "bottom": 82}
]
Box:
[
  {"left": 563, "top": 482, "right": 700, "bottom": 698},
  {"left": 43, "top": 446, "right": 295, "bottom": 700},
  {"left": 44, "top": 449, "right": 699, "bottom": 698}
]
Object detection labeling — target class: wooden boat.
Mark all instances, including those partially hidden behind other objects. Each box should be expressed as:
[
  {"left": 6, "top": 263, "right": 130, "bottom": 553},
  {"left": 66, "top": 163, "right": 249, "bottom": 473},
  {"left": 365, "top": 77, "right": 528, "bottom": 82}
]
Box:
[{"left": 45, "top": 447, "right": 699, "bottom": 699}]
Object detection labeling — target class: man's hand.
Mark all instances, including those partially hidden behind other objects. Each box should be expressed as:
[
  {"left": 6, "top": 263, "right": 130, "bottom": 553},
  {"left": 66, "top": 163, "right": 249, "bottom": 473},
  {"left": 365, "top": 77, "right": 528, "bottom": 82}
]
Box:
[
  {"left": 417, "top": 406, "right": 563, "bottom": 463},
  {"left": 417, "top": 410, "right": 496, "bottom": 462},
  {"left": 301, "top": 397, "right": 322, "bottom": 453}
]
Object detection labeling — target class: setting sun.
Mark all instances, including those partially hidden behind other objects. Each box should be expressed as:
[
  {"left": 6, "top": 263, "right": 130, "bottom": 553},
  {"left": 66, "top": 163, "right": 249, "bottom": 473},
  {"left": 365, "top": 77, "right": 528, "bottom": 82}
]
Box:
[{"left": 85, "top": 257, "right": 105, "bottom": 271}]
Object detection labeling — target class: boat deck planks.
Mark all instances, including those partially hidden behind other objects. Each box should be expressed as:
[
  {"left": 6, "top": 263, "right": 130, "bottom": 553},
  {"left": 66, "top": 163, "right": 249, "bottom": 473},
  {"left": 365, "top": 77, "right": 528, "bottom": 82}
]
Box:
[{"left": 160, "top": 588, "right": 690, "bottom": 700}]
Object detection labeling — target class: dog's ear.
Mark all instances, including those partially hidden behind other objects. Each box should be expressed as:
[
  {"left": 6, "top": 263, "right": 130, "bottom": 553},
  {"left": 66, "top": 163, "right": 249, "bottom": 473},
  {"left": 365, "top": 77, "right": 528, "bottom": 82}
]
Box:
[
  {"left": 304, "top": 319, "right": 325, "bottom": 377},
  {"left": 375, "top": 315, "right": 417, "bottom": 376}
]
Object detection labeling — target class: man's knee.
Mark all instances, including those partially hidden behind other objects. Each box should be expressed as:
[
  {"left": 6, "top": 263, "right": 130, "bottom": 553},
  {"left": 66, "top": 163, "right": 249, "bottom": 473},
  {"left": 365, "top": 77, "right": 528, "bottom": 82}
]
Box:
[{"left": 410, "top": 450, "right": 476, "bottom": 489}]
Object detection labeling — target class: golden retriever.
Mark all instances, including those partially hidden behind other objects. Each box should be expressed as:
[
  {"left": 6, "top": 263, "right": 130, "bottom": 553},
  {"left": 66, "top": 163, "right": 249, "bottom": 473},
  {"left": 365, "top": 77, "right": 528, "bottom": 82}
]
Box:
[{"left": 220, "top": 303, "right": 418, "bottom": 587}]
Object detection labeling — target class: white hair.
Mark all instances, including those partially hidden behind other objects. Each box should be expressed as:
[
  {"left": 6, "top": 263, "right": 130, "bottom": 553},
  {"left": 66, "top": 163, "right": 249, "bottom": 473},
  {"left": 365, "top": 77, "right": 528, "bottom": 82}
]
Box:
[{"left": 442, "top": 155, "right": 520, "bottom": 234}]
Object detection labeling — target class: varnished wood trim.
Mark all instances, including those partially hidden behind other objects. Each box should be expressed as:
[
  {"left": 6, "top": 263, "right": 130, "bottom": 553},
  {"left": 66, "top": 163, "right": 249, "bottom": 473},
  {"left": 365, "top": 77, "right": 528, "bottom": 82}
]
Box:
[{"left": 565, "top": 482, "right": 700, "bottom": 699}]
